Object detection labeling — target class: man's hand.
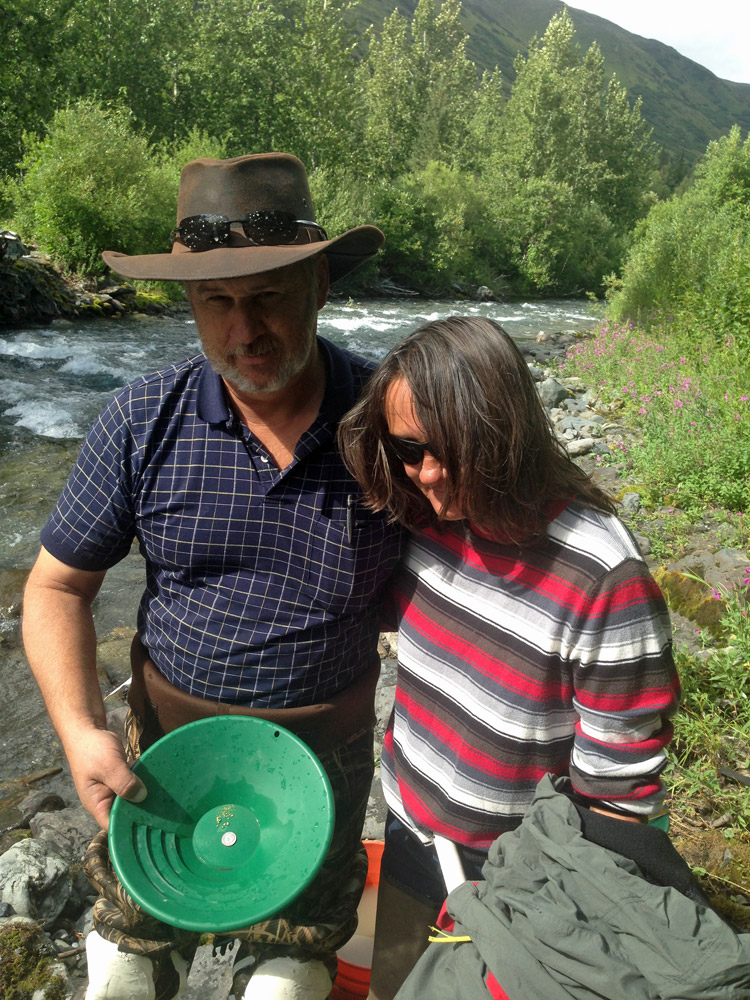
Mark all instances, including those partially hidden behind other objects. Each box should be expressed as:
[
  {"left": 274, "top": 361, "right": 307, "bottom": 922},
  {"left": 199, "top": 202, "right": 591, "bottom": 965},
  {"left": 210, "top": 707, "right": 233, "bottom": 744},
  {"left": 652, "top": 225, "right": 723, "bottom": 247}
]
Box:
[
  {"left": 22, "top": 547, "right": 148, "bottom": 829},
  {"left": 65, "top": 727, "right": 147, "bottom": 830}
]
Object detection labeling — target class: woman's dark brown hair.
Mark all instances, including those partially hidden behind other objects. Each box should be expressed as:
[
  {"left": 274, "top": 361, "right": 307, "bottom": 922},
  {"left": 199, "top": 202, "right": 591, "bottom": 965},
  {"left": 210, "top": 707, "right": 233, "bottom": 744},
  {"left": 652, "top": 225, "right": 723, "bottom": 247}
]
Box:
[{"left": 338, "top": 316, "right": 615, "bottom": 541}]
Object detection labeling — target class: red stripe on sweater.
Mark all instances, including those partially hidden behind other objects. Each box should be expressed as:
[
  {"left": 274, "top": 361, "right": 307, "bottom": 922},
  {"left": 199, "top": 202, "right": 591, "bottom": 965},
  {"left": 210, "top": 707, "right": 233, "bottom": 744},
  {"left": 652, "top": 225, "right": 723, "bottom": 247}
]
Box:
[
  {"left": 398, "top": 594, "right": 572, "bottom": 703},
  {"left": 422, "top": 527, "right": 589, "bottom": 614},
  {"left": 395, "top": 688, "right": 553, "bottom": 780},
  {"left": 422, "top": 527, "right": 666, "bottom": 625},
  {"left": 575, "top": 673, "right": 680, "bottom": 713},
  {"left": 486, "top": 971, "right": 512, "bottom": 1000},
  {"left": 397, "top": 780, "right": 496, "bottom": 847}
]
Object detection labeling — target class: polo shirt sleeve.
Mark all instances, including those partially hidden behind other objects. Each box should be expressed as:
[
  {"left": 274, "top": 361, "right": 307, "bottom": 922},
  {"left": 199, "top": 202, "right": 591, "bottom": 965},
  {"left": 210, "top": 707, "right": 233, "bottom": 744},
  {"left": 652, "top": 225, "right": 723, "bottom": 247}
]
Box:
[
  {"left": 40, "top": 391, "right": 138, "bottom": 571},
  {"left": 568, "top": 559, "right": 681, "bottom": 815}
]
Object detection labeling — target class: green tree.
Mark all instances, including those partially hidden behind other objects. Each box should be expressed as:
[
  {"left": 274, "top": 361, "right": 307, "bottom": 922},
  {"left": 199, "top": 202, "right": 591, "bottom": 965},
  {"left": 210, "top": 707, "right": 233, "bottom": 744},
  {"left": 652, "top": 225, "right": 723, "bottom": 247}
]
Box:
[
  {"left": 481, "top": 9, "right": 656, "bottom": 294},
  {"left": 458, "top": 68, "right": 505, "bottom": 174},
  {"left": 47, "top": 0, "right": 195, "bottom": 142},
  {"left": 280, "top": 0, "right": 363, "bottom": 171},
  {"left": 356, "top": 0, "right": 477, "bottom": 178},
  {"left": 0, "top": 0, "right": 59, "bottom": 176},
  {"left": 178, "top": 0, "right": 292, "bottom": 152}
]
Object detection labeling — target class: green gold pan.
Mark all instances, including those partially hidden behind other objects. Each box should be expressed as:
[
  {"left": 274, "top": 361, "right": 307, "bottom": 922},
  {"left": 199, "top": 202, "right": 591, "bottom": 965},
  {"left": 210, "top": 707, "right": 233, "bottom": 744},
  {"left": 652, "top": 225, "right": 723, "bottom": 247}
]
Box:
[{"left": 109, "top": 716, "right": 334, "bottom": 932}]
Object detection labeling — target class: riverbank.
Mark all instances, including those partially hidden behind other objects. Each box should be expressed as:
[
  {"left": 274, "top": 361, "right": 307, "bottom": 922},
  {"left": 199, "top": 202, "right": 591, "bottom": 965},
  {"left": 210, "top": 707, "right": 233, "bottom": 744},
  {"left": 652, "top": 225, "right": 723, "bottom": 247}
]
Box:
[
  {"left": 0, "top": 252, "right": 505, "bottom": 330},
  {"left": 1, "top": 323, "right": 748, "bottom": 998},
  {"left": 0, "top": 254, "right": 186, "bottom": 327}
]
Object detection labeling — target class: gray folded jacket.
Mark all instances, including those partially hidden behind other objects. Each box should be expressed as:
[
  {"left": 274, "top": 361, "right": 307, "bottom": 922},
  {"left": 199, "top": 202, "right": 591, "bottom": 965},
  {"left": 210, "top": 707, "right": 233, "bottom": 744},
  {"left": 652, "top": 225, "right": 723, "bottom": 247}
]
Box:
[{"left": 396, "top": 774, "right": 750, "bottom": 1000}]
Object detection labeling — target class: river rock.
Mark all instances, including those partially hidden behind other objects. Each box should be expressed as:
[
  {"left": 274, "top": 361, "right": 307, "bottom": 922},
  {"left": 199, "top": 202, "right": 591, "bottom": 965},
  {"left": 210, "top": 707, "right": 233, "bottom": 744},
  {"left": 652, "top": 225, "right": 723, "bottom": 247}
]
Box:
[
  {"left": 0, "top": 256, "right": 179, "bottom": 326},
  {"left": 621, "top": 492, "right": 642, "bottom": 514},
  {"left": 30, "top": 806, "right": 99, "bottom": 865},
  {"left": 0, "top": 567, "right": 28, "bottom": 622},
  {"left": 18, "top": 791, "right": 66, "bottom": 827},
  {"left": 538, "top": 377, "right": 573, "bottom": 408},
  {"left": 563, "top": 437, "right": 596, "bottom": 456},
  {"left": 0, "top": 838, "right": 72, "bottom": 925},
  {"left": 0, "top": 916, "right": 73, "bottom": 998},
  {"left": 554, "top": 414, "right": 604, "bottom": 439},
  {"left": 100, "top": 283, "right": 136, "bottom": 299},
  {"left": 667, "top": 547, "right": 749, "bottom": 598},
  {"left": 558, "top": 395, "right": 592, "bottom": 414}
]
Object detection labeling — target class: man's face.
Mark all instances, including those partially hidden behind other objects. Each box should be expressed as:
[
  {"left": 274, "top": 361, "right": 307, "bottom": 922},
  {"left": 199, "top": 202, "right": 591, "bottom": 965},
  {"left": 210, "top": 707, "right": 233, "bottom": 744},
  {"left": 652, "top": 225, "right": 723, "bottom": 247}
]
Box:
[{"left": 185, "top": 256, "right": 329, "bottom": 397}]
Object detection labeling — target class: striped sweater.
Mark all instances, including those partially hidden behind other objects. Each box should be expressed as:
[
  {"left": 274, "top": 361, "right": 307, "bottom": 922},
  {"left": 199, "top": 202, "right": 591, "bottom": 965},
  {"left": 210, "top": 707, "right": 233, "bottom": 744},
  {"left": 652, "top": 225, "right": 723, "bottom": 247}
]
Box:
[{"left": 380, "top": 502, "right": 680, "bottom": 850}]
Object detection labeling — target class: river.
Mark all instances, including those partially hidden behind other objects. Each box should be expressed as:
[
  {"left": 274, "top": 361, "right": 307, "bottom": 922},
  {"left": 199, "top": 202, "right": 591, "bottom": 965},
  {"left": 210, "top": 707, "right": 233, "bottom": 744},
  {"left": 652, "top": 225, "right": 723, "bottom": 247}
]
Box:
[{"left": 0, "top": 297, "right": 599, "bottom": 784}]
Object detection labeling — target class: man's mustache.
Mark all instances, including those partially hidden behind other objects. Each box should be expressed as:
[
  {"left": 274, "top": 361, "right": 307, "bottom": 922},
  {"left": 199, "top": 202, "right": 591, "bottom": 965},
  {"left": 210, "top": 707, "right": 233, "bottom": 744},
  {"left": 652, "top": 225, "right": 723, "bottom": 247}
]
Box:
[{"left": 230, "top": 338, "right": 278, "bottom": 360}]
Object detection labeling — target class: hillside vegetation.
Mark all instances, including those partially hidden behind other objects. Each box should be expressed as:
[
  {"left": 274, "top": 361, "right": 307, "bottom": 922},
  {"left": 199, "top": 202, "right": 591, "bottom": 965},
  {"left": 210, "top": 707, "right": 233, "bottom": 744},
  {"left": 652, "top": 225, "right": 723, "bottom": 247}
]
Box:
[
  {"left": 4, "top": 3, "right": 658, "bottom": 299},
  {"left": 356, "top": 0, "right": 750, "bottom": 164}
]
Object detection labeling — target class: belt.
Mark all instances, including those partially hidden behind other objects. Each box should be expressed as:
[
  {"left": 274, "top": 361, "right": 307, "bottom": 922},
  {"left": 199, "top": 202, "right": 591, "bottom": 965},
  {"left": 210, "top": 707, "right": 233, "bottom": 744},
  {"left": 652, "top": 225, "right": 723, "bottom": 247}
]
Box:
[{"left": 128, "top": 635, "right": 379, "bottom": 756}]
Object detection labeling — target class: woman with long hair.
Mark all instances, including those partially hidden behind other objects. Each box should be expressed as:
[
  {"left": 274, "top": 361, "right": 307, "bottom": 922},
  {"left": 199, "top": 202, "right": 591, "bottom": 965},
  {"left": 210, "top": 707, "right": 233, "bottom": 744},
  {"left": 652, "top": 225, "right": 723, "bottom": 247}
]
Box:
[{"left": 338, "top": 317, "right": 680, "bottom": 1000}]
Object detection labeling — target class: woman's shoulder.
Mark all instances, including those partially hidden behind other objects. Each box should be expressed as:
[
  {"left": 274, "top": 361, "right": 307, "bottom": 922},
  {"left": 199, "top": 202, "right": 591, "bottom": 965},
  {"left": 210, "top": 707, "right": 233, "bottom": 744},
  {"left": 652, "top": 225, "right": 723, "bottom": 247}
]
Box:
[{"left": 548, "top": 501, "right": 646, "bottom": 572}]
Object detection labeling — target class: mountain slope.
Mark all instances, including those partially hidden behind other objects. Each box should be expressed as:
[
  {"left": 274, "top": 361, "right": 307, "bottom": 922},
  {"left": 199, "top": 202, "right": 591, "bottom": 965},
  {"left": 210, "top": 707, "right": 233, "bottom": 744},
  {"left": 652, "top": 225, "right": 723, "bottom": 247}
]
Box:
[{"left": 355, "top": 0, "right": 750, "bottom": 163}]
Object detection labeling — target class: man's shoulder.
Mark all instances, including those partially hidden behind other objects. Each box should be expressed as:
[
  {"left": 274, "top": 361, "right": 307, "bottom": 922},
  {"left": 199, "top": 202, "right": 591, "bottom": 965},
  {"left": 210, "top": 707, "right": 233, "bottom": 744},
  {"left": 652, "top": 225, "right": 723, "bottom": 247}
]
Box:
[
  {"left": 118, "top": 354, "right": 208, "bottom": 397},
  {"left": 319, "top": 337, "right": 377, "bottom": 403},
  {"left": 320, "top": 336, "right": 375, "bottom": 371},
  {"left": 99, "top": 355, "right": 209, "bottom": 431}
]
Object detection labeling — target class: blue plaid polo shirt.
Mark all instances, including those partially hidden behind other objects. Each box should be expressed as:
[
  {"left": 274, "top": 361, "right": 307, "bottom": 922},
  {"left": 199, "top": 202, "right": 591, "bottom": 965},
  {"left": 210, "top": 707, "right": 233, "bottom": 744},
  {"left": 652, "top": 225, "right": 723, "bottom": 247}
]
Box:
[{"left": 41, "top": 337, "right": 403, "bottom": 707}]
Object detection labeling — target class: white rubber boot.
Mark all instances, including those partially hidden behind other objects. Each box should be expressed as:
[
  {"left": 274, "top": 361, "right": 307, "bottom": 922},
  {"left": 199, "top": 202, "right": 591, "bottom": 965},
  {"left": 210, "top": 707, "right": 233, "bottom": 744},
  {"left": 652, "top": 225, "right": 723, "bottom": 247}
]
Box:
[
  {"left": 240, "top": 956, "right": 333, "bottom": 1000},
  {"left": 84, "top": 929, "right": 188, "bottom": 1000}
]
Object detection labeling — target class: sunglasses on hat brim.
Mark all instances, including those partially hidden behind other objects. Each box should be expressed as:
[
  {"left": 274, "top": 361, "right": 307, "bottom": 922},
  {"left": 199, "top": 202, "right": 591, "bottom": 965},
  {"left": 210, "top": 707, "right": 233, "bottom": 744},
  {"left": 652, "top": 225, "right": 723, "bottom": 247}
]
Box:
[{"left": 170, "top": 211, "right": 328, "bottom": 251}]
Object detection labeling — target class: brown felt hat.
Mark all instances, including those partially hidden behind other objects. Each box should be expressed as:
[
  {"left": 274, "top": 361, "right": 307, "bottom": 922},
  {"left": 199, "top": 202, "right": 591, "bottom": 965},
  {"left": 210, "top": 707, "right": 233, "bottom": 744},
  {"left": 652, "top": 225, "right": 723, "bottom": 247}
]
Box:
[{"left": 102, "top": 153, "right": 384, "bottom": 283}]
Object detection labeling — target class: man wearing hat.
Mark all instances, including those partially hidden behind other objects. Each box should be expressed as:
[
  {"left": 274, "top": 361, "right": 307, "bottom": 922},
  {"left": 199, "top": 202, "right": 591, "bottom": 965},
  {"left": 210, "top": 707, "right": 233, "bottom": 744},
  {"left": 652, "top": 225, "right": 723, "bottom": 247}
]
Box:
[{"left": 22, "top": 153, "right": 403, "bottom": 1000}]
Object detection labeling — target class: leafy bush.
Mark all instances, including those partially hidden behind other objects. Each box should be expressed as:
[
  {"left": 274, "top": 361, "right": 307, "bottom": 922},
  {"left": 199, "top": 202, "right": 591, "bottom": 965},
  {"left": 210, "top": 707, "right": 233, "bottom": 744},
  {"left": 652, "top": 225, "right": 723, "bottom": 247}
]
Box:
[
  {"left": 10, "top": 100, "right": 172, "bottom": 274},
  {"left": 609, "top": 126, "right": 750, "bottom": 344},
  {"left": 668, "top": 571, "right": 750, "bottom": 836},
  {"left": 492, "top": 176, "right": 623, "bottom": 295},
  {"left": 571, "top": 128, "right": 750, "bottom": 514},
  {"left": 313, "top": 160, "right": 510, "bottom": 294}
]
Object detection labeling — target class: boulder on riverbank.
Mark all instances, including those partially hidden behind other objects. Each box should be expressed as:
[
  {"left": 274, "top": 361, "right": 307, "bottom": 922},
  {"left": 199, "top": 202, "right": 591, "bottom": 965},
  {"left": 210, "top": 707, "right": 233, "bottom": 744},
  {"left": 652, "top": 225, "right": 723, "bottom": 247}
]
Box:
[{"left": 0, "top": 255, "right": 182, "bottom": 327}]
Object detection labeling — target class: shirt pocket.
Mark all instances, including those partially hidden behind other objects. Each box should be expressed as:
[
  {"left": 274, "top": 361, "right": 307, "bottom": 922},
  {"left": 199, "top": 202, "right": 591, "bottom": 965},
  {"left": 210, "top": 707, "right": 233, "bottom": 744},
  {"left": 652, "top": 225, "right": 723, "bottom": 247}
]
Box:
[{"left": 298, "top": 504, "right": 398, "bottom": 615}]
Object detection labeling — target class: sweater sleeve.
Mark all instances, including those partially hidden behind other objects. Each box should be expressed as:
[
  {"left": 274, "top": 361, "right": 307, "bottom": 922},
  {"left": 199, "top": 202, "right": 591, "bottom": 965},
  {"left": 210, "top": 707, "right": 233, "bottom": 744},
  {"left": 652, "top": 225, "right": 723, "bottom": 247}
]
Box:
[{"left": 567, "top": 558, "right": 681, "bottom": 816}]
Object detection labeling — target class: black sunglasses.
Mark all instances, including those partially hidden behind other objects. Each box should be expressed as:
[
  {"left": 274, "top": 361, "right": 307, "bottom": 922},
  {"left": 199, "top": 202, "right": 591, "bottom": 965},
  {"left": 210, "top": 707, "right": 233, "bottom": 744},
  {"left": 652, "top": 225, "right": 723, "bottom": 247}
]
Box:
[
  {"left": 387, "top": 435, "right": 442, "bottom": 465},
  {"left": 170, "top": 211, "right": 328, "bottom": 251}
]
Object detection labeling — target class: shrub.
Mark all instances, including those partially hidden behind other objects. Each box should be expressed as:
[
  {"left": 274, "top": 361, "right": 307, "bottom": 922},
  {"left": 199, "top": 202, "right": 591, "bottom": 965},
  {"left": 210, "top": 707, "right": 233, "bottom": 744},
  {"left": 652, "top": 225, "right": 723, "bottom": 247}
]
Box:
[
  {"left": 10, "top": 99, "right": 171, "bottom": 274},
  {"left": 312, "top": 160, "right": 510, "bottom": 294},
  {"left": 609, "top": 126, "right": 750, "bottom": 339},
  {"left": 492, "top": 176, "right": 623, "bottom": 295}
]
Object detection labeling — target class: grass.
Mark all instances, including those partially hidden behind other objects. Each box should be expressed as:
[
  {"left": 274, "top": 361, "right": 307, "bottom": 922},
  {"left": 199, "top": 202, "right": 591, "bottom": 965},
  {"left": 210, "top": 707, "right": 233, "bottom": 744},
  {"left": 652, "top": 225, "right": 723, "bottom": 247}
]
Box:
[{"left": 668, "top": 571, "right": 750, "bottom": 836}]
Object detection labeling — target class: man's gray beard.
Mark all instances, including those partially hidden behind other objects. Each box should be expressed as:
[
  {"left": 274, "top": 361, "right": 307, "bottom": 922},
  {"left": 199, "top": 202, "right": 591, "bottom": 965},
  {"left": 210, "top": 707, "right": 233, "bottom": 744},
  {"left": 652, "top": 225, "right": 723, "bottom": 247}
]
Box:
[{"left": 203, "top": 341, "right": 311, "bottom": 396}]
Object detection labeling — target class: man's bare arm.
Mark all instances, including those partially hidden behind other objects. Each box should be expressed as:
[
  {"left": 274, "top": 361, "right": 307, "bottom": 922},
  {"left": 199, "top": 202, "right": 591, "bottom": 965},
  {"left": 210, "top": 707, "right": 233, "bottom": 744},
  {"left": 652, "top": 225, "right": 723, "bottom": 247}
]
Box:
[{"left": 22, "top": 546, "right": 145, "bottom": 829}]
